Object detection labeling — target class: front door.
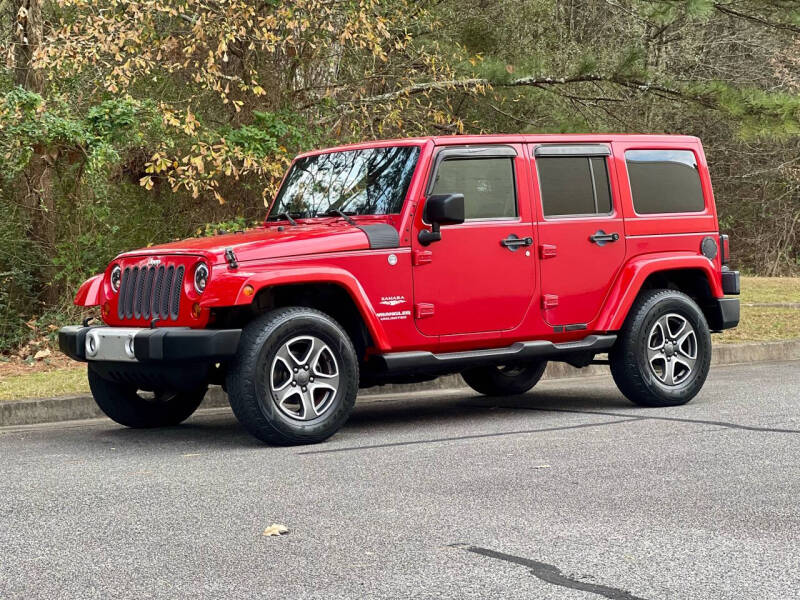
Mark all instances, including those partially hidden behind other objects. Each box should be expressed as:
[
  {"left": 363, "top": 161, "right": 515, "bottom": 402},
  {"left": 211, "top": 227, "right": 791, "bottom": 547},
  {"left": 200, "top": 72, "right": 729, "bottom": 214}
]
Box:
[
  {"left": 531, "top": 144, "right": 626, "bottom": 327},
  {"left": 412, "top": 145, "right": 535, "bottom": 337}
]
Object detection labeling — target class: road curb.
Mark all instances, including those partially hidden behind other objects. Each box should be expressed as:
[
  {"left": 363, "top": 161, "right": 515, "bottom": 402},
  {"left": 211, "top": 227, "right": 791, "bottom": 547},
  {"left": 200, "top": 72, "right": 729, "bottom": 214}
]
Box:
[{"left": 2, "top": 339, "right": 799, "bottom": 428}]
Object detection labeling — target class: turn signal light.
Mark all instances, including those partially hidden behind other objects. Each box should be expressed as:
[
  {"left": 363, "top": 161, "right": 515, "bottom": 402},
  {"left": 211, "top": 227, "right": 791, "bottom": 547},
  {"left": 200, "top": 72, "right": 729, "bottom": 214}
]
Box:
[
  {"left": 243, "top": 285, "right": 254, "bottom": 297},
  {"left": 102, "top": 302, "right": 110, "bottom": 317},
  {"left": 191, "top": 303, "right": 202, "bottom": 319}
]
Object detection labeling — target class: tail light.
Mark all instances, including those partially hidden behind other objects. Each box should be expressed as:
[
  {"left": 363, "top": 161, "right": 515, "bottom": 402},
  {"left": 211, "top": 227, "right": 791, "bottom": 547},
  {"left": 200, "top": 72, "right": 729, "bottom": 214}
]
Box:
[{"left": 719, "top": 234, "right": 730, "bottom": 265}]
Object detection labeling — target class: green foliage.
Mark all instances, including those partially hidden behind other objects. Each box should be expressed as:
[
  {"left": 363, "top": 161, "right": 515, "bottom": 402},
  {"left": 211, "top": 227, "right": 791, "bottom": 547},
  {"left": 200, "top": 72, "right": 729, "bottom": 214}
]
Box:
[
  {"left": 0, "top": 199, "right": 43, "bottom": 350},
  {"left": 224, "top": 111, "right": 318, "bottom": 158},
  {"left": 197, "top": 216, "right": 262, "bottom": 237},
  {"left": 694, "top": 82, "right": 800, "bottom": 139}
]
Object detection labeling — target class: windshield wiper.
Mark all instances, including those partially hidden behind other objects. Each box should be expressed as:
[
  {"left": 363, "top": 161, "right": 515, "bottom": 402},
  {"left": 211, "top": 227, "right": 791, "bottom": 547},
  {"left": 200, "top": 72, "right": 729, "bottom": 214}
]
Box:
[
  {"left": 267, "top": 212, "right": 299, "bottom": 226},
  {"left": 320, "top": 209, "right": 357, "bottom": 226}
]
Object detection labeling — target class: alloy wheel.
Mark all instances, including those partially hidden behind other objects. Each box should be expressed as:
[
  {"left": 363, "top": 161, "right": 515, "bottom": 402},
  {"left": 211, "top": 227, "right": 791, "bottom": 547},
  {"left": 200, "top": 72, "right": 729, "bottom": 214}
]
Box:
[
  {"left": 269, "top": 335, "right": 340, "bottom": 420},
  {"left": 646, "top": 313, "right": 697, "bottom": 386}
]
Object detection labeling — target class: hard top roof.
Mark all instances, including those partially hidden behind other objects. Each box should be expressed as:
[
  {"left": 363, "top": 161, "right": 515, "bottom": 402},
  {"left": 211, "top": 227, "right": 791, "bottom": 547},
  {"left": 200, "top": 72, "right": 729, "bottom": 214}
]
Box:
[{"left": 296, "top": 133, "right": 701, "bottom": 158}]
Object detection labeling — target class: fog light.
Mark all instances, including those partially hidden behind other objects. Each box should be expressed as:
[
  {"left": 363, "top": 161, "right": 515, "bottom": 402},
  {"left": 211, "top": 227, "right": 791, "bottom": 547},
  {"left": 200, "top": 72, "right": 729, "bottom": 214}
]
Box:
[
  {"left": 243, "top": 285, "right": 254, "bottom": 297},
  {"left": 192, "top": 303, "right": 202, "bottom": 319},
  {"left": 102, "top": 301, "right": 110, "bottom": 317}
]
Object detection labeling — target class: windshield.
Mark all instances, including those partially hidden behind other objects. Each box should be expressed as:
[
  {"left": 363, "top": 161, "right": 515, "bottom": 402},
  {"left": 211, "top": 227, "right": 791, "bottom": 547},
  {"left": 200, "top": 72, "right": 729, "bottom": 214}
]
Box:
[{"left": 270, "top": 145, "right": 420, "bottom": 218}]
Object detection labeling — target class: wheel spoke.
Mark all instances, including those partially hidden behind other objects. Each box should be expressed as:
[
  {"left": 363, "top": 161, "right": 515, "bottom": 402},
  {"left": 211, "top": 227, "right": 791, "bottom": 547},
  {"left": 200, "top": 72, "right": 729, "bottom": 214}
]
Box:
[
  {"left": 275, "top": 343, "right": 300, "bottom": 370},
  {"left": 649, "top": 320, "right": 666, "bottom": 350},
  {"left": 673, "top": 355, "right": 695, "bottom": 382},
  {"left": 300, "top": 389, "right": 317, "bottom": 419},
  {"left": 275, "top": 384, "right": 299, "bottom": 408},
  {"left": 677, "top": 330, "right": 697, "bottom": 358},
  {"left": 667, "top": 315, "right": 688, "bottom": 339},
  {"left": 663, "top": 358, "right": 678, "bottom": 386},
  {"left": 647, "top": 346, "right": 665, "bottom": 363},
  {"left": 648, "top": 351, "right": 667, "bottom": 383},
  {"left": 310, "top": 378, "right": 338, "bottom": 396},
  {"left": 292, "top": 336, "right": 317, "bottom": 365}
]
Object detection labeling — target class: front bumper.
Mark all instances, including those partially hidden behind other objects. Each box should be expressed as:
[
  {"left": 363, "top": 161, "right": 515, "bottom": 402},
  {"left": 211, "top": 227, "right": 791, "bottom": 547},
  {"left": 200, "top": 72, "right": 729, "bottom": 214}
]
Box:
[{"left": 58, "top": 326, "right": 241, "bottom": 363}]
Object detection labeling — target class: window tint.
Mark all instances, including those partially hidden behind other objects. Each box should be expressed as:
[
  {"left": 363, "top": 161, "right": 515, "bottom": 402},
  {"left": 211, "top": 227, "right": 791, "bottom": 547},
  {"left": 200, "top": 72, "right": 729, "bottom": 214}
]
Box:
[
  {"left": 626, "top": 150, "right": 704, "bottom": 214},
  {"left": 537, "top": 156, "right": 612, "bottom": 217},
  {"left": 430, "top": 157, "right": 516, "bottom": 220}
]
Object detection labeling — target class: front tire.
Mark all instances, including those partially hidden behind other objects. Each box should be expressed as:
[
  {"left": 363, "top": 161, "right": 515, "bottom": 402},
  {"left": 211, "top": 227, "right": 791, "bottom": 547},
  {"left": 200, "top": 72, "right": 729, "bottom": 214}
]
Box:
[
  {"left": 461, "top": 361, "right": 548, "bottom": 396},
  {"left": 610, "top": 289, "right": 711, "bottom": 407},
  {"left": 88, "top": 367, "right": 206, "bottom": 428},
  {"left": 226, "top": 307, "right": 359, "bottom": 445}
]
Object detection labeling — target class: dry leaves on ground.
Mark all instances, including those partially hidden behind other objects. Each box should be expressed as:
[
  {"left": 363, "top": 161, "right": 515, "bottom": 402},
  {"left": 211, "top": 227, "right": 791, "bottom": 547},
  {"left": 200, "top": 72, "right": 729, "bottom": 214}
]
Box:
[{"left": 262, "top": 524, "right": 289, "bottom": 537}]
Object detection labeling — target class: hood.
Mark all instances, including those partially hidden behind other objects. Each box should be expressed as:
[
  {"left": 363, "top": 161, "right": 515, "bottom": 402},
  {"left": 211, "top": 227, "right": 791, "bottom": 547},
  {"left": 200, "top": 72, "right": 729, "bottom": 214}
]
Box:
[{"left": 117, "top": 221, "right": 375, "bottom": 265}]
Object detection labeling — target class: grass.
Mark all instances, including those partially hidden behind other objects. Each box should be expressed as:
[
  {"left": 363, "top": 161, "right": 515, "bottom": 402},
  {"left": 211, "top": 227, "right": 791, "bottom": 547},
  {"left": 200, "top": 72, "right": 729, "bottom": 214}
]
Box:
[
  {"left": 0, "top": 367, "right": 87, "bottom": 402},
  {"left": 737, "top": 276, "right": 800, "bottom": 305},
  {"left": 0, "top": 277, "right": 798, "bottom": 401},
  {"left": 717, "top": 276, "right": 800, "bottom": 344}
]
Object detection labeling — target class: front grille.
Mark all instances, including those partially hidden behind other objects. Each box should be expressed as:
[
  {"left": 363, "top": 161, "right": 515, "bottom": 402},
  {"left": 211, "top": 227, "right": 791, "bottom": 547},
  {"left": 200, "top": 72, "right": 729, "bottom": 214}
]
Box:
[{"left": 118, "top": 263, "right": 185, "bottom": 321}]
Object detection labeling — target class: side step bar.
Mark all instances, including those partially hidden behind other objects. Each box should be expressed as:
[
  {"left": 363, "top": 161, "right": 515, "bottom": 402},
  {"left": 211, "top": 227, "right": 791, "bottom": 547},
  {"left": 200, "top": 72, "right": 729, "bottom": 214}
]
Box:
[{"left": 376, "top": 334, "right": 617, "bottom": 376}]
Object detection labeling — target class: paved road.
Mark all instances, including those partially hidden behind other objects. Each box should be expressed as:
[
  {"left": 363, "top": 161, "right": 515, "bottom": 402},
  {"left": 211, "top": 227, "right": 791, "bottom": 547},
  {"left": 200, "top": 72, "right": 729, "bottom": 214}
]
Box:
[{"left": 2, "top": 360, "right": 799, "bottom": 600}]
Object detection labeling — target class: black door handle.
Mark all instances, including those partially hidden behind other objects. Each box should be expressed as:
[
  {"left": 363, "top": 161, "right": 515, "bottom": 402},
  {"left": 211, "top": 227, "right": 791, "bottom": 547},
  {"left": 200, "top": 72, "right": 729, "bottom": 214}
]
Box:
[
  {"left": 589, "top": 230, "right": 619, "bottom": 246},
  {"left": 501, "top": 234, "right": 533, "bottom": 251}
]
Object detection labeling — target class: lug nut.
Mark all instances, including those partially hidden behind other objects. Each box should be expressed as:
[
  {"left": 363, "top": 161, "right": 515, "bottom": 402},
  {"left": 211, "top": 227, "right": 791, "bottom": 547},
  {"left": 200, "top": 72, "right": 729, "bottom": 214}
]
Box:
[
  {"left": 292, "top": 381, "right": 297, "bottom": 386},
  {"left": 302, "top": 387, "right": 307, "bottom": 392},
  {"left": 293, "top": 367, "right": 298, "bottom": 373},
  {"left": 309, "top": 377, "right": 314, "bottom": 382},
  {"left": 304, "top": 365, "right": 309, "bottom": 370}
]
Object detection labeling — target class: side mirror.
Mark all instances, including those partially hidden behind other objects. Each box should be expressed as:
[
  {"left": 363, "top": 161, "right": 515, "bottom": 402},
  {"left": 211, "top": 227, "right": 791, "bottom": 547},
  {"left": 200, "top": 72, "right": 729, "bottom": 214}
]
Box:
[{"left": 419, "top": 193, "right": 465, "bottom": 245}]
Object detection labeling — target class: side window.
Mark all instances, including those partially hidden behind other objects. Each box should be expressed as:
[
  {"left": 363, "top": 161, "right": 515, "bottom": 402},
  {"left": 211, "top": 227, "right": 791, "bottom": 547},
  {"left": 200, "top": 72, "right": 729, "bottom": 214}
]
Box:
[
  {"left": 429, "top": 157, "right": 517, "bottom": 220},
  {"left": 626, "top": 150, "right": 704, "bottom": 214},
  {"left": 537, "top": 156, "right": 612, "bottom": 217}
]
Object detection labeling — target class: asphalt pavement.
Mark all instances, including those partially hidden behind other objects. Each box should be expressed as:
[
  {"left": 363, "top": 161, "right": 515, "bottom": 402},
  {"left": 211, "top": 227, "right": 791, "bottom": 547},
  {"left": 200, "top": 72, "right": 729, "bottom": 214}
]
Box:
[{"left": 1, "top": 359, "right": 799, "bottom": 599}]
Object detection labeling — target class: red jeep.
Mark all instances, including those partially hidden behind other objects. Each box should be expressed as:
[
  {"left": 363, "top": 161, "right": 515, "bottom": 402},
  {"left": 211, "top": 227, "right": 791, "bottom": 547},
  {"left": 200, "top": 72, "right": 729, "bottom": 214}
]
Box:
[{"left": 59, "top": 134, "right": 740, "bottom": 445}]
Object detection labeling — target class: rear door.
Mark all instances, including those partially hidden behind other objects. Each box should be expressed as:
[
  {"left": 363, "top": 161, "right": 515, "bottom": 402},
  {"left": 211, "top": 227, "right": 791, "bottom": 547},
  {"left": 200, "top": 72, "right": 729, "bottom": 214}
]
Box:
[
  {"left": 530, "top": 144, "right": 626, "bottom": 328},
  {"left": 412, "top": 145, "right": 536, "bottom": 336}
]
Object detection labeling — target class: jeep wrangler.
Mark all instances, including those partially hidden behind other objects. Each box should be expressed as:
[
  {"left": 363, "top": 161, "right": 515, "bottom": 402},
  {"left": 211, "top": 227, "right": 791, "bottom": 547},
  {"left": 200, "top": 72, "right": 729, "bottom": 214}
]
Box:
[{"left": 59, "top": 135, "right": 740, "bottom": 445}]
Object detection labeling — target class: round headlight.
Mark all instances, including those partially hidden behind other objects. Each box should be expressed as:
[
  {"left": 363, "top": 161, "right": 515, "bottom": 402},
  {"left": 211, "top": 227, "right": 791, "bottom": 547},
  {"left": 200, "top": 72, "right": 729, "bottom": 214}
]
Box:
[
  {"left": 194, "top": 263, "right": 209, "bottom": 294},
  {"left": 110, "top": 265, "right": 121, "bottom": 293}
]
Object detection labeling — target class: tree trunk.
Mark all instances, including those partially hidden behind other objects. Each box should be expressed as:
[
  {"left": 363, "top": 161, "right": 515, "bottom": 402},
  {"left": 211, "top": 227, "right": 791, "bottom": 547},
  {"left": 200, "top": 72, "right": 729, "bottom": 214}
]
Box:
[{"left": 14, "top": 0, "right": 60, "bottom": 304}]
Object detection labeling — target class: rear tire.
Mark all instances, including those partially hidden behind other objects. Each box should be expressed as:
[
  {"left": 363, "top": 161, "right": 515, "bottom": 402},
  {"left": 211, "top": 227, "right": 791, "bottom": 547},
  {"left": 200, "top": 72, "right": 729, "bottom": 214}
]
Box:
[
  {"left": 461, "top": 361, "right": 547, "bottom": 396},
  {"left": 610, "top": 289, "right": 711, "bottom": 407},
  {"left": 226, "top": 307, "right": 358, "bottom": 445},
  {"left": 88, "top": 367, "right": 206, "bottom": 428}
]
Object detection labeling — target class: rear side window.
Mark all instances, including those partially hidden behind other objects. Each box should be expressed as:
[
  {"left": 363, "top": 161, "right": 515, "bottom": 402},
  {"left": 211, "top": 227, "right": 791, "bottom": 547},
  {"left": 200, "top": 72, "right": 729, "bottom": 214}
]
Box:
[
  {"left": 537, "top": 157, "right": 612, "bottom": 217},
  {"left": 430, "top": 158, "right": 517, "bottom": 220},
  {"left": 626, "top": 150, "right": 704, "bottom": 214}
]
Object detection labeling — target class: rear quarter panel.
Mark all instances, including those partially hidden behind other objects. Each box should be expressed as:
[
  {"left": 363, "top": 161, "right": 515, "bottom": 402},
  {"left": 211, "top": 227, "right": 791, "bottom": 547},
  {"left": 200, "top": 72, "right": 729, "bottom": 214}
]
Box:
[{"left": 594, "top": 139, "right": 723, "bottom": 332}]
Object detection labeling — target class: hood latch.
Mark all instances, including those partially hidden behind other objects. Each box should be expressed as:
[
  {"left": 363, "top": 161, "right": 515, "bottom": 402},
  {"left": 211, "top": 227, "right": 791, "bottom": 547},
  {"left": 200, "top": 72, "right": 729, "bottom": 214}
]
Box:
[{"left": 224, "top": 247, "right": 239, "bottom": 270}]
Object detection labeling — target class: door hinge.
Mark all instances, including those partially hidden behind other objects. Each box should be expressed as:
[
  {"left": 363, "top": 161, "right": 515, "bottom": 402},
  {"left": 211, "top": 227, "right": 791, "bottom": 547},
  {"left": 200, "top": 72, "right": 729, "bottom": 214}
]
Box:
[
  {"left": 412, "top": 250, "right": 433, "bottom": 266},
  {"left": 415, "top": 303, "right": 435, "bottom": 318},
  {"left": 542, "top": 294, "right": 559, "bottom": 310},
  {"left": 539, "top": 244, "right": 557, "bottom": 259}
]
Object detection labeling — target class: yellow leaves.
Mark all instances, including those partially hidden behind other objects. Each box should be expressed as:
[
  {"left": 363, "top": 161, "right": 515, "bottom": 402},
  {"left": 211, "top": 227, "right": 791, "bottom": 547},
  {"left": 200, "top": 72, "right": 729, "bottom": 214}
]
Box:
[
  {"left": 183, "top": 110, "right": 199, "bottom": 135},
  {"left": 140, "top": 176, "right": 154, "bottom": 190},
  {"left": 190, "top": 155, "right": 205, "bottom": 174}
]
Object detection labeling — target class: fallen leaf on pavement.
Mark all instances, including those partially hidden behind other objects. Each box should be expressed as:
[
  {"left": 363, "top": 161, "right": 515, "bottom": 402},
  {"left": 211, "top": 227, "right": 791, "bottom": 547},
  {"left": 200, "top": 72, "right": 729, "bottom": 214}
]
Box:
[{"left": 263, "top": 524, "right": 289, "bottom": 537}]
